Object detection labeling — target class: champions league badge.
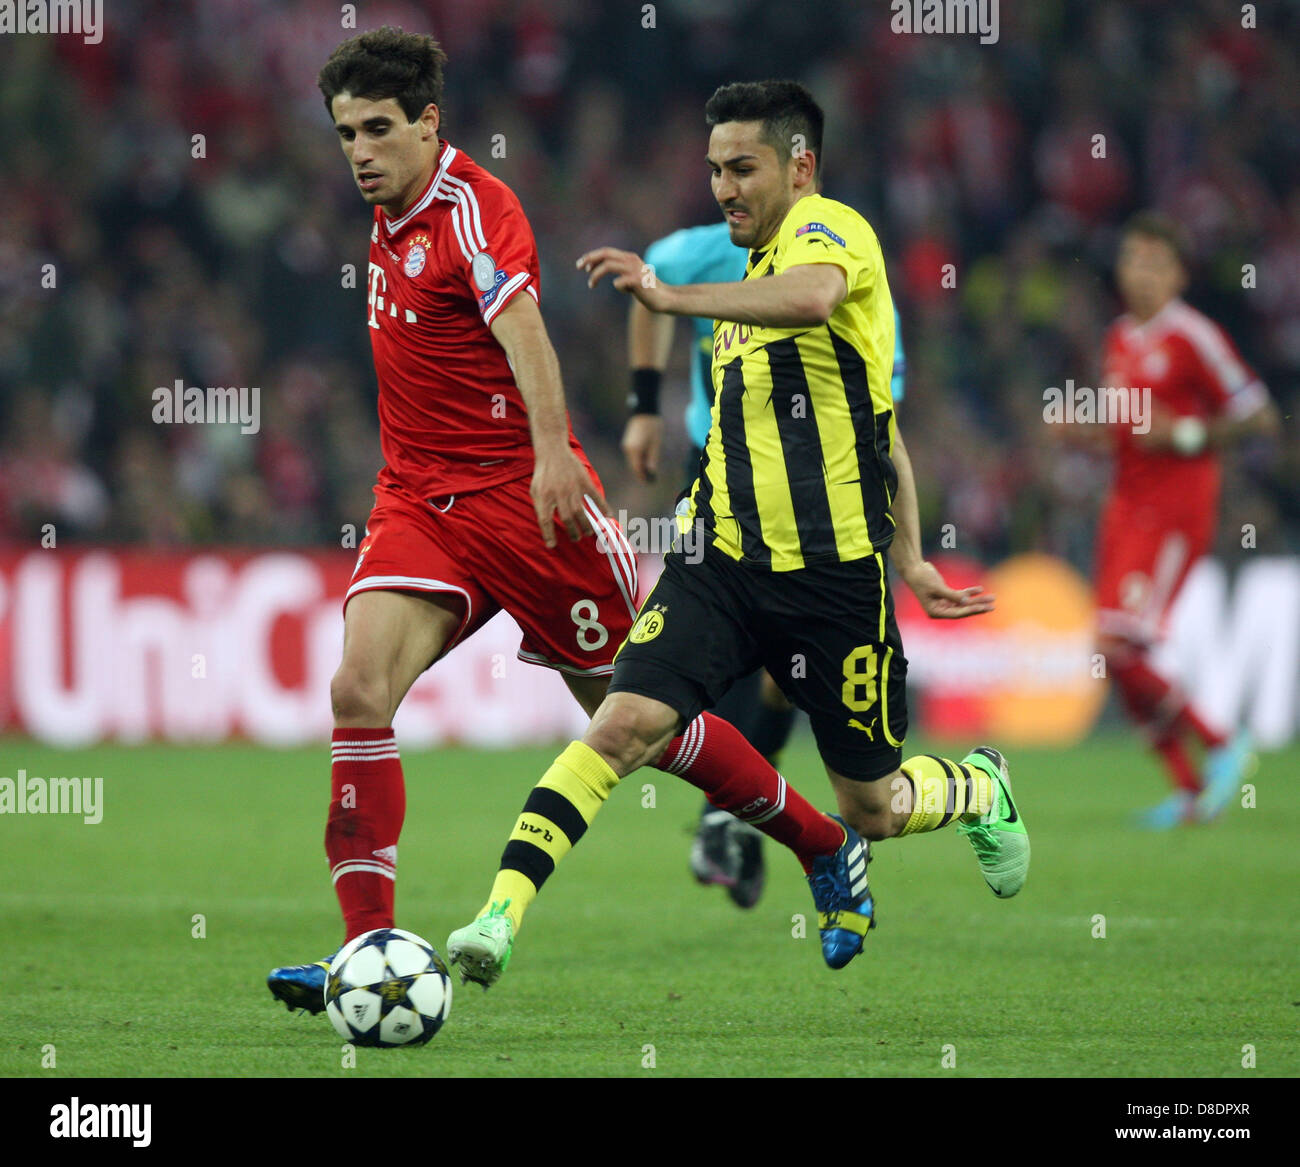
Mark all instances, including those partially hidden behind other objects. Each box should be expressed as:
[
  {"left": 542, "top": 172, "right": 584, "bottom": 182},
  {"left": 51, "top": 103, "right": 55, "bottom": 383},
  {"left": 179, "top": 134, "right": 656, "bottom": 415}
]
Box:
[
  {"left": 472, "top": 251, "right": 497, "bottom": 291},
  {"left": 403, "top": 232, "right": 432, "bottom": 277}
]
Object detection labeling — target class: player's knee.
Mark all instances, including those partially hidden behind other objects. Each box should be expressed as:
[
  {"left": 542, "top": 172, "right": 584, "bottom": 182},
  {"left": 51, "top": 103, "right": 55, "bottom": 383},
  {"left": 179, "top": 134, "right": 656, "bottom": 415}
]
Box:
[
  {"left": 1095, "top": 633, "right": 1137, "bottom": 668},
  {"left": 584, "top": 697, "right": 675, "bottom": 775},
  {"left": 330, "top": 665, "right": 393, "bottom": 726}
]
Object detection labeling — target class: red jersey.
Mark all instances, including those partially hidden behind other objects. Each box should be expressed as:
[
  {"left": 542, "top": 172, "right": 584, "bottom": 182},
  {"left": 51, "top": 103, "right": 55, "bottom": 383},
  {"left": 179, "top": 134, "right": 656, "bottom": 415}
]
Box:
[
  {"left": 1102, "top": 297, "right": 1267, "bottom": 513},
  {"left": 365, "top": 140, "right": 580, "bottom": 498}
]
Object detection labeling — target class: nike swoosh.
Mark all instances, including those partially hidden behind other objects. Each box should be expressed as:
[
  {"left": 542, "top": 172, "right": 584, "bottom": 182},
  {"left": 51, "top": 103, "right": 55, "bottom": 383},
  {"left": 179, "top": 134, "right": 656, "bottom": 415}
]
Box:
[{"left": 1000, "top": 780, "right": 1018, "bottom": 824}]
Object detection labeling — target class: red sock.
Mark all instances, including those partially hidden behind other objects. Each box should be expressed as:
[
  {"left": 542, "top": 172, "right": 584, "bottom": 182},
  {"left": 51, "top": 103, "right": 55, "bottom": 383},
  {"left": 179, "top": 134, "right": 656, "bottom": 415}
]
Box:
[
  {"left": 327, "top": 728, "right": 405, "bottom": 942},
  {"left": 1171, "top": 705, "right": 1226, "bottom": 750},
  {"left": 1111, "top": 656, "right": 1173, "bottom": 725},
  {"left": 656, "top": 712, "right": 841, "bottom": 870},
  {"left": 1155, "top": 733, "right": 1202, "bottom": 794},
  {"left": 1112, "top": 654, "right": 1222, "bottom": 787}
]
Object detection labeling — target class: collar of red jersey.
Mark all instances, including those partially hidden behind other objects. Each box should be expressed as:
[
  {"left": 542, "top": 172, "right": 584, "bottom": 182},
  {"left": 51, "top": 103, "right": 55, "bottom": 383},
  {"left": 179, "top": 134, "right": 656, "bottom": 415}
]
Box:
[
  {"left": 1127, "top": 296, "right": 1184, "bottom": 338},
  {"left": 382, "top": 140, "right": 454, "bottom": 234}
]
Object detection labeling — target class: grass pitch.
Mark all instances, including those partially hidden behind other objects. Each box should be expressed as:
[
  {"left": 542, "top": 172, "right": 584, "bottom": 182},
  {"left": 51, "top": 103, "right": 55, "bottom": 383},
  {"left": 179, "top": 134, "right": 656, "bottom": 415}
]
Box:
[{"left": 2, "top": 732, "right": 1295, "bottom": 1078}]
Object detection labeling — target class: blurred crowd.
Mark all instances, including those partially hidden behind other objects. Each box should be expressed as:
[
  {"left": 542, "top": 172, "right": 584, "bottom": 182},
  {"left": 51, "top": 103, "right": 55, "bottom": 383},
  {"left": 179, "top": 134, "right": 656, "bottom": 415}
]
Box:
[{"left": 1, "top": 0, "right": 1296, "bottom": 571}]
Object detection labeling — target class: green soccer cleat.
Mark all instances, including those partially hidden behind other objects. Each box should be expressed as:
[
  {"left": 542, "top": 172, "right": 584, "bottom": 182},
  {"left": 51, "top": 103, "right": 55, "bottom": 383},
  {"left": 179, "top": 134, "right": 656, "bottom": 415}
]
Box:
[
  {"left": 956, "top": 747, "right": 1029, "bottom": 898},
  {"left": 446, "top": 901, "right": 514, "bottom": 989}
]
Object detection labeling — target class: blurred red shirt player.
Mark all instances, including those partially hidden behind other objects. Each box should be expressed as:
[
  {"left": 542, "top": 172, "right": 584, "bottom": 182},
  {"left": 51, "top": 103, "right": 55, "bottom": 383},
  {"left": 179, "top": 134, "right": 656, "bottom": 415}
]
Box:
[{"left": 1095, "top": 212, "right": 1279, "bottom": 828}]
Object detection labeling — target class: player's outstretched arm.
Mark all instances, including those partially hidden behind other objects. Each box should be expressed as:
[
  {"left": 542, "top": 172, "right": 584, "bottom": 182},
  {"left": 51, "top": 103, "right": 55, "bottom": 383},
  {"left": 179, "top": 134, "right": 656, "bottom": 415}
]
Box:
[
  {"left": 578, "top": 247, "right": 844, "bottom": 329},
  {"left": 888, "top": 425, "right": 995, "bottom": 620},
  {"left": 489, "top": 293, "right": 611, "bottom": 548},
  {"left": 1136, "top": 398, "right": 1281, "bottom": 453}
]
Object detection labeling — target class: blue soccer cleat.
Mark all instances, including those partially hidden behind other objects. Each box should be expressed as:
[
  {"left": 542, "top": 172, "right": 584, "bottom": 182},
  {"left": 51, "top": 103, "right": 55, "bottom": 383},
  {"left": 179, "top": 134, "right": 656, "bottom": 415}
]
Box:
[
  {"left": 1196, "top": 729, "right": 1254, "bottom": 823},
  {"left": 806, "top": 816, "right": 874, "bottom": 969},
  {"left": 1132, "top": 791, "right": 1194, "bottom": 831},
  {"left": 267, "top": 953, "right": 336, "bottom": 1014}
]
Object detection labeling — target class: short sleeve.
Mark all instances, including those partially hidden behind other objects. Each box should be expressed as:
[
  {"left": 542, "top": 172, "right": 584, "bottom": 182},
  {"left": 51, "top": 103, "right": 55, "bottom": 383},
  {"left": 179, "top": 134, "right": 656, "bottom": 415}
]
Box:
[
  {"left": 1182, "top": 317, "right": 1269, "bottom": 420},
  {"left": 452, "top": 182, "right": 540, "bottom": 326},
  {"left": 775, "top": 201, "right": 870, "bottom": 293}
]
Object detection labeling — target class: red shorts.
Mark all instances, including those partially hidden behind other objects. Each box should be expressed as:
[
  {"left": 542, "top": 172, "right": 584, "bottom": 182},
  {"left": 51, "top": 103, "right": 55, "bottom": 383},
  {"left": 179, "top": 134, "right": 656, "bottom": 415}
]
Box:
[
  {"left": 1094, "top": 494, "right": 1213, "bottom": 644},
  {"left": 346, "top": 474, "right": 639, "bottom": 676}
]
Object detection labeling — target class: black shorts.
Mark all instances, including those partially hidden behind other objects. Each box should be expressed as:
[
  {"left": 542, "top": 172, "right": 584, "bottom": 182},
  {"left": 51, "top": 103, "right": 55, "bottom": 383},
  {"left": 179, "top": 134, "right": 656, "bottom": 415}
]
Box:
[{"left": 609, "top": 542, "right": 908, "bottom": 780}]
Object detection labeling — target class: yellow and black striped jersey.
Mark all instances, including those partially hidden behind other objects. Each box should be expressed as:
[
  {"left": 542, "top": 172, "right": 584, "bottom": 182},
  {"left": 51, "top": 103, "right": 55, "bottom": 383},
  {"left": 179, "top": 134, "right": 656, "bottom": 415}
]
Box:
[{"left": 683, "top": 194, "right": 898, "bottom": 572}]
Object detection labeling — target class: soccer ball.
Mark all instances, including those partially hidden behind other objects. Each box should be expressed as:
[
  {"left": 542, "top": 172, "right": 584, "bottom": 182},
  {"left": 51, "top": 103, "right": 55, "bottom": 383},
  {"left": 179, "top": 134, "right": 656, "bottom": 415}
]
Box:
[{"left": 324, "top": 927, "right": 453, "bottom": 1047}]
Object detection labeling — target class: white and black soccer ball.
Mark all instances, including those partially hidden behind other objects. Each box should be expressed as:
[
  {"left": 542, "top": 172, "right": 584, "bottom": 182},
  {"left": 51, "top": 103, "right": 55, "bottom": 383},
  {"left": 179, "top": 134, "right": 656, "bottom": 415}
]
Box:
[{"left": 324, "top": 928, "right": 452, "bottom": 1048}]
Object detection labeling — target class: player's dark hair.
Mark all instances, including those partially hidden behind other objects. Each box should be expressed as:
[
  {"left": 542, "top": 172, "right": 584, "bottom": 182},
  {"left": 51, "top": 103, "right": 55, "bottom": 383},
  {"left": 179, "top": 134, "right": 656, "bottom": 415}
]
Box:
[
  {"left": 705, "top": 80, "right": 825, "bottom": 178},
  {"left": 1121, "top": 211, "right": 1190, "bottom": 268},
  {"left": 318, "top": 26, "right": 448, "bottom": 123}
]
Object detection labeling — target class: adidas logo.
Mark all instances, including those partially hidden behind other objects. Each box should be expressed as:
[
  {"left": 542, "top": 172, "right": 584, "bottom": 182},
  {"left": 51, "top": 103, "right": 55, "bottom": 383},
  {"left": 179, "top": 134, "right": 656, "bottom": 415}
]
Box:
[
  {"left": 848, "top": 844, "right": 869, "bottom": 896},
  {"left": 372, "top": 845, "right": 397, "bottom": 865}
]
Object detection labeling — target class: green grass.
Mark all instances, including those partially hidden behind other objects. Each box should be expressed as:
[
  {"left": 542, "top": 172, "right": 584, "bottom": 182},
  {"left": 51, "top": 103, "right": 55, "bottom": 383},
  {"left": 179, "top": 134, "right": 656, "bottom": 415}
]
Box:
[{"left": 1, "top": 732, "right": 1295, "bottom": 1077}]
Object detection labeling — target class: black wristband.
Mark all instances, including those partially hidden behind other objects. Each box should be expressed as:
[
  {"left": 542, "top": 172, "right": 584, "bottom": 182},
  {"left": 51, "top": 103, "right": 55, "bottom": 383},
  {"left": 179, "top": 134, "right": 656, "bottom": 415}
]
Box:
[{"left": 628, "top": 367, "right": 662, "bottom": 415}]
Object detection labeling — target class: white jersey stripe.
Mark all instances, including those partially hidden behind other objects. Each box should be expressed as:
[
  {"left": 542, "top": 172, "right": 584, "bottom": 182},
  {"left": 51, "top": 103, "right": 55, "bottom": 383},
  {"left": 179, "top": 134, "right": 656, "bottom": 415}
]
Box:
[
  {"left": 1141, "top": 530, "right": 1189, "bottom": 638},
  {"left": 345, "top": 577, "right": 474, "bottom": 654},
  {"left": 446, "top": 197, "right": 473, "bottom": 263},
  {"left": 435, "top": 178, "right": 486, "bottom": 262},
  {"left": 602, "top": 513, "right": 639, "bottom": 600},
  {"left": 482, "top": 271, "right": 531, "bottom": 325},
  {"left": 583, "top": 499, "right": 639, "bottom": 619},
  {"left": 1169, "top": 301, "right": 1251, "bottom": 396},
  {"left": 441, "top": 171, "right": 487, "bottom": 250},
  {"left": 385, "top": 144, "right": 457, "bottom": 235},
  {"left": 514, "top": 649, "right": 615, "bottom": 677}
]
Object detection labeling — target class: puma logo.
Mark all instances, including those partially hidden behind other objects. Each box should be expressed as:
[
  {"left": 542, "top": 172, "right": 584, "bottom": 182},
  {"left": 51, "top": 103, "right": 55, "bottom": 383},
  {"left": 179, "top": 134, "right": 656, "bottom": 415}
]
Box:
[{"left": 848, "top": 717, "right": 878, "bottom": 740}]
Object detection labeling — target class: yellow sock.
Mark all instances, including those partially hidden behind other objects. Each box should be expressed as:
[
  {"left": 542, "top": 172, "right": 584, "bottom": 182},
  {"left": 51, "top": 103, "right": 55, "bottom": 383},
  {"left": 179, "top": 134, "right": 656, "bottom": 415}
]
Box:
[
  {"left": 478, "top": 740, "right": 621, "bottom": 932},
  {"left": 897, "top": 754, "right": 994, "bottom": 836}
]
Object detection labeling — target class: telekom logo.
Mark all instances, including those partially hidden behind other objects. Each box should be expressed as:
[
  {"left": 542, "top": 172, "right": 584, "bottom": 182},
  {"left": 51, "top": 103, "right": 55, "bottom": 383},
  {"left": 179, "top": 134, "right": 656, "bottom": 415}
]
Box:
[
  {"left": 366, "top": 261, "right": 417, "bottom": 328},
  {"left": 367, "top": 262, "right": 387, "bottom": 330}
]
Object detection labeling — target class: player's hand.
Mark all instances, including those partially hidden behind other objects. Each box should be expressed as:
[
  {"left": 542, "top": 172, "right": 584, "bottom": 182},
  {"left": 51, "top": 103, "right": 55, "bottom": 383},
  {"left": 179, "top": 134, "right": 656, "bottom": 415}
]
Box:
[
  {"left": 531, "top": 448, "right": 611, "bottom": 548},
  {"left": 621, "top": 414, "right": 663, "bottom": 483},
  {"left": 900, "top": 560, "right": 995, "bottom": 620},
  {"left": 1134, "top": 404, "right": 1177, "bottom": 451},
  {"left": 576, "top": 248, "right": 671, "bottom": 312}
]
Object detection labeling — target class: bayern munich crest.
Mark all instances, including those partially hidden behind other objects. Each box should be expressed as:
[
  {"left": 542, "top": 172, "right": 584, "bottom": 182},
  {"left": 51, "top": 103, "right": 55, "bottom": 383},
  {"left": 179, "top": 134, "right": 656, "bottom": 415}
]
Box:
[{"left": 403, "top": 243, "right": 427, "bottom": 278}]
